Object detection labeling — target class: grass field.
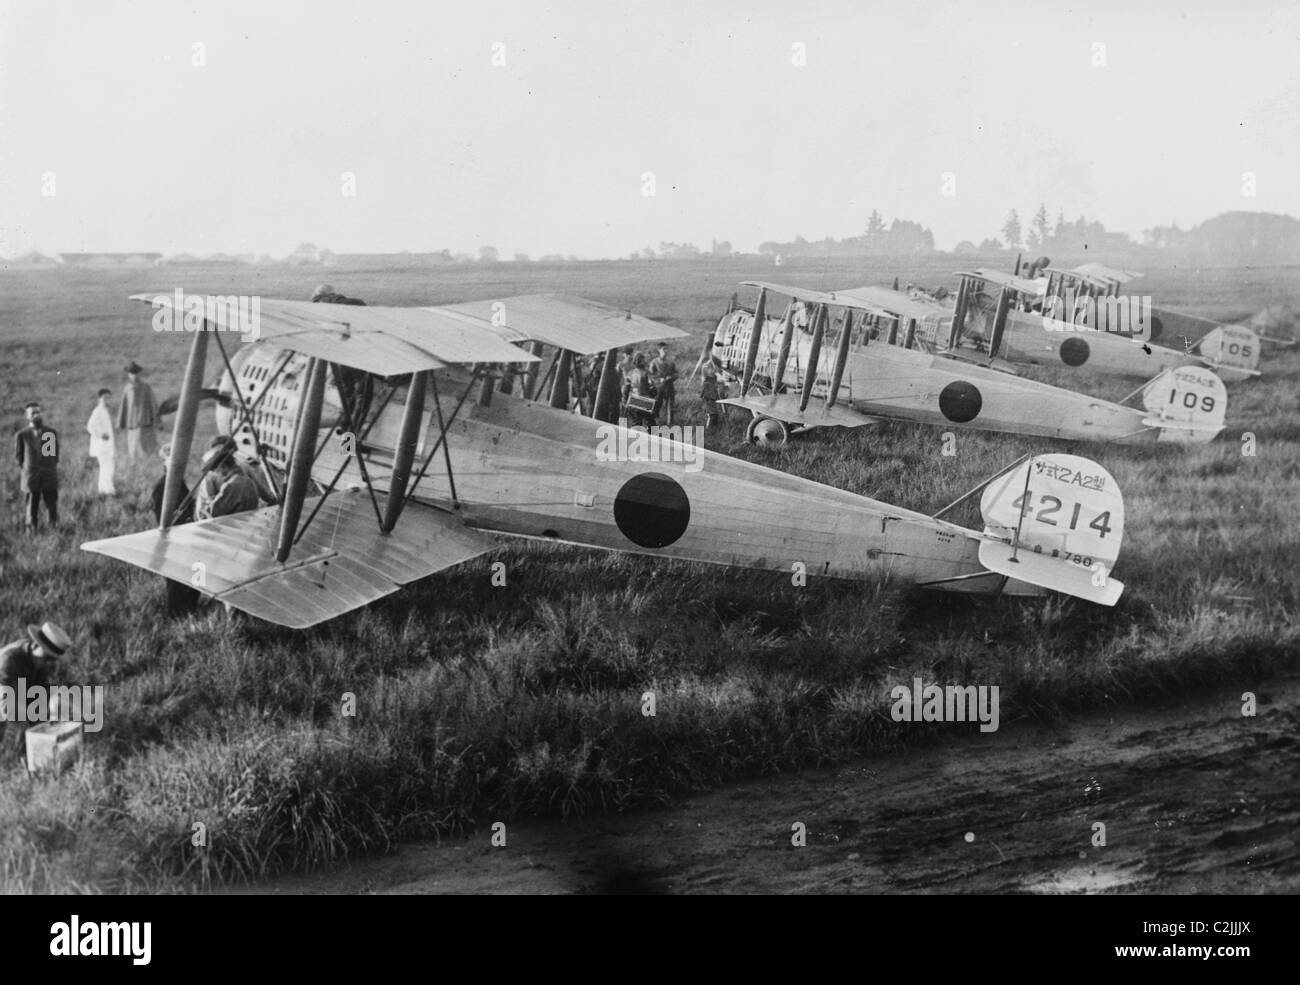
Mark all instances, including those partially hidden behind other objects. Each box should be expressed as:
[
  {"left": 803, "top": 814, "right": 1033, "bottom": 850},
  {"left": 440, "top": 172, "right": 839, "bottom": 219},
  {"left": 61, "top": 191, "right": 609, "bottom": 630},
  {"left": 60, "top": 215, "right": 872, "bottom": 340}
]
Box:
[{"left": 1, "top": 254, "right": 1298, "bottom": 892}]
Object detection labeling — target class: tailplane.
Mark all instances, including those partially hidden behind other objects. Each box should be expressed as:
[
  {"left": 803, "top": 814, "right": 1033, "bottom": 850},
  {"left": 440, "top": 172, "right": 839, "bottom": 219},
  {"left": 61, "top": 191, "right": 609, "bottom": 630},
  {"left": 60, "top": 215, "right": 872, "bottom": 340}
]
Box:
[
  {"left": 1138, "top": 366, "right": 1227, "bottom": 443},
  {"left": 977, "top": 453, "right": 1125, "bottom": 605},
  {"left": 1194, "top": 325, "right": 1262, "bottom": 380}
]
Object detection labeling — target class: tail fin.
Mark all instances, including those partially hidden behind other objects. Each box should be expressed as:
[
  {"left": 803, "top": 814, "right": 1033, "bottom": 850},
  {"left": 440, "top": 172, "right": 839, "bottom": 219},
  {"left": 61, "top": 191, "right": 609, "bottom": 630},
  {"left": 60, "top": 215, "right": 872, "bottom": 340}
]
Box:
[
  {"left": 1195, "top": 325, "right": 1262, "bottom": 379},
  {"left": 1139, "top": 366, "right": 1227, "bottom": 444},
  {"left": 977, "top": 454, "right": 1124, "bottom": 605}
]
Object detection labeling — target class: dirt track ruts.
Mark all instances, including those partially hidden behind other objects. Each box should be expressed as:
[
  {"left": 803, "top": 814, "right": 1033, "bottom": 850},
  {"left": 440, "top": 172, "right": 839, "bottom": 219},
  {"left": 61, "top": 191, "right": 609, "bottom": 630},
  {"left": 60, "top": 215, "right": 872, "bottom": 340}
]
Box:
[{"left": 237, "top": 673, "right": 1300, "bottom": 894}]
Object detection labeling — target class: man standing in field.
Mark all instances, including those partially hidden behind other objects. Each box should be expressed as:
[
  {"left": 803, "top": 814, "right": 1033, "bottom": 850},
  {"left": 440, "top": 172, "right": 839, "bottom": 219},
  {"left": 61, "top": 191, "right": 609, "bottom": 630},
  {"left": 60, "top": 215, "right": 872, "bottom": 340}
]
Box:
[
  {"left": 649, "top": 342, "right": 679, "bottom": 426},
  {"left": 86, "top": 388, "right": 116, "bottom": 496},
  {"left": 117, "top": 361, "right": 159, "bottom": 461},
  {"left": 0, "top": 621, "right": 71, "bottom": 763},
  {"left": 14, "top": 402, "right": 59, "bottom": 532}
]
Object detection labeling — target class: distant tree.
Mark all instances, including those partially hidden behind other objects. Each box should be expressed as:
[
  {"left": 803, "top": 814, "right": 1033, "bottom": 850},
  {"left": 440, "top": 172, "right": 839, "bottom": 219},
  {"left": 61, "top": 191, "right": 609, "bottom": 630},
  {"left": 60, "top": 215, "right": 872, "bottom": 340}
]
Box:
[
  {"left": 1029, "top": 204, "right": 1050, "bottom": 249},
  {"left": 1001, "top": 210, "right": 1022, "bottom": 250},
  {"left": 865, "top": 210, "right": 887, "bottom": 249},
  {"left": 513, "top": 253, "right": 531, "bottom": 263},
  {"left": 887, "top": 218, "right": 935, "bottom": 253},
  {"left": 478, "top": 245, "right": 500, "bottom": 263},
  {"left": 977, "top": 237, "right": 1004, "bottom": 252},
  {"left": 952, "top": 240, "right": 978, "bottom": 254},
  {"left": 1054, "top": 209, "right": 1067, "bottom": 240},
  {"left": 711, "top": 239, "right": 732, "bottom": 257}
]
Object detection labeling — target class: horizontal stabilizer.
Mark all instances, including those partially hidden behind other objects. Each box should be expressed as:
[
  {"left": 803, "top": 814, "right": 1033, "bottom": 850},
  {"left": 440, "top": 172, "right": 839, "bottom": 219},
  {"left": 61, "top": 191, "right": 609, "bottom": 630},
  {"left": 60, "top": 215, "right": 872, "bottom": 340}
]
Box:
[
  {"left": 979, "top": 540, "right": 1124, "bottom": 606},
  {"left": 82, "top": 491, "right": 496, "bottom": 628}
]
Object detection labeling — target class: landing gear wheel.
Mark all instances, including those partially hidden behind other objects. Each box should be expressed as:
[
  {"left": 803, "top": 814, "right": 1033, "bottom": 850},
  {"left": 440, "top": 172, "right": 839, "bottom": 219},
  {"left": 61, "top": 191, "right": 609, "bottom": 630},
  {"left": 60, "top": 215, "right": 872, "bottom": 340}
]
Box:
[{"left": 745, "top": 415, "right": 790, "bottom": 448}]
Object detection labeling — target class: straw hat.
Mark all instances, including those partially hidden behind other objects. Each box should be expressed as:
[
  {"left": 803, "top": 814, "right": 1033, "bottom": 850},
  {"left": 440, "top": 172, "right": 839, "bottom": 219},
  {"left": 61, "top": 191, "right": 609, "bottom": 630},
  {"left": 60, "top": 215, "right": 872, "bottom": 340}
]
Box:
[{"left": 27, "top": 621, "right": 71, "bottom": 658}]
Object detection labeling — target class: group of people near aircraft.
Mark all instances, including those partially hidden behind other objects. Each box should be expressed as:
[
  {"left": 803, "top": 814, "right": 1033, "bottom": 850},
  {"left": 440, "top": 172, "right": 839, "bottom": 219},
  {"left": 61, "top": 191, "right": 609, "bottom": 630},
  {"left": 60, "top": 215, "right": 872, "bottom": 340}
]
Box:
[{"left": 12, "top": 361, "right": 164, "bottom": 534}]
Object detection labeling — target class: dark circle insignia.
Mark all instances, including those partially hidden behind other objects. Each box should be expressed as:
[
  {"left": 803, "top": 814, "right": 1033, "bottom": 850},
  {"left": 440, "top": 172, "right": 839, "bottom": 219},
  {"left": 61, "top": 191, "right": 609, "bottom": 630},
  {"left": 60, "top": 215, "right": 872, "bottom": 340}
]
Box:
[
  {"left": 613, "top": 473, "right": 691, "bottom": 548},
  {"left": 1060, "top": 336, "right": 1090, "bottom": 366},
  {"left": 938, "top": 380, "right": 982, "bottom": 423}
]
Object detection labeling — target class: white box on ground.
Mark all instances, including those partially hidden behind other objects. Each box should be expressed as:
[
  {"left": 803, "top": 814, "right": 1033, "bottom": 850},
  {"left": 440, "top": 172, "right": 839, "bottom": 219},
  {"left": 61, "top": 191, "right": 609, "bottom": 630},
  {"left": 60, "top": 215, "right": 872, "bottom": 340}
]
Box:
[{"left": 25, "top": 721, "right": 83, "bottom": 775}]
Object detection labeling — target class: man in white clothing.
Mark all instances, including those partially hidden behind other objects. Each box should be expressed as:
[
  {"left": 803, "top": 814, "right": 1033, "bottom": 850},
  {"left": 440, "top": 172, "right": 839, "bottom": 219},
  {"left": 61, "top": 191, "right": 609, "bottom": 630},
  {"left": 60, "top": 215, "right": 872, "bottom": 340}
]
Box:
[{"left": 86, "top": 389, "right": 116, "bottom": 496}]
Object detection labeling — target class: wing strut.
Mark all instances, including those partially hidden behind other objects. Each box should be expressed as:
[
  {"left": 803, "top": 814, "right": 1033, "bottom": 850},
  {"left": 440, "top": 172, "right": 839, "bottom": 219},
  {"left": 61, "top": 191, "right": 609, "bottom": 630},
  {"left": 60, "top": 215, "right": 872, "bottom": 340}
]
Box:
[
  {"left": 987, "top": 286, "right": 1012, "bottom": 362},
  {"left": 381, "top": 370, "right": 428, "bottom": 533},
  {"left": 160, "top": 328, "right": 209, "bottom": 530},
  {"left": 549, "top": 350, "right": 573, "bottom": 409},
  {"left": 740, "top": 288, "right": 767, "bottom": 395},
  {"left": 275, "top": 357, "right": 327, "bottom": 562},
  {"left": 949, "top": 275, "right": 971, "bottom": 350},
  {"left": 521, "top": 342, "right": 545, "bottom": 399},
  {"left": 824, "top": 309, "right": 853, "bottom": 410},
  {"left": 593, "top": 348, "right": 621, "bottom": 422},
  {"left": 768, "top": 300, "right": 797, "bottom": 409},
  {"left": 798, "top": 304, "right": 828, "bottom": 413}
]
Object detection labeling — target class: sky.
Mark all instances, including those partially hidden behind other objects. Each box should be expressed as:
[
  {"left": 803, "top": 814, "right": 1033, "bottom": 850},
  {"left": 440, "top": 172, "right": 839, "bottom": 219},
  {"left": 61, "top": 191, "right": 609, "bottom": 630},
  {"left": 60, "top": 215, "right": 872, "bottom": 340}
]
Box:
[{"left": 2, "top": 0, "right": 1298, "bottom": 258}]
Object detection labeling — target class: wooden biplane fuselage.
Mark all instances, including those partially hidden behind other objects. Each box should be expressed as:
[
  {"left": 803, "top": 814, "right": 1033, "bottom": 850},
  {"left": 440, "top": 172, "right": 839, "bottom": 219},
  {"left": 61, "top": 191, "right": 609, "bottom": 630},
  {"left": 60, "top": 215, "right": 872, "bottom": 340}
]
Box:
[
  {"left": 713, "top": 283, "right": 1226, "bottom": 447},
  {"left": 233, "top": 345, "right": 1015, "bottom": 594},
  {"left": 956, "top": 268, "right": 1261, "bottom": 383},
  {"left": 80, "top": 293, "right": 1128, "bottom": 628}
]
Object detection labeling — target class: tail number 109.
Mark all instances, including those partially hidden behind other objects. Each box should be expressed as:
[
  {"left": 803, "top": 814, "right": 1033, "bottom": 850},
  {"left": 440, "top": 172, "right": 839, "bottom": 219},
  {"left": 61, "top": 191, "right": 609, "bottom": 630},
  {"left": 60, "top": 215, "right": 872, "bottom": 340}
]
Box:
[{"left": 1168, "top": 387, "right": 1217, "bottom": 413}]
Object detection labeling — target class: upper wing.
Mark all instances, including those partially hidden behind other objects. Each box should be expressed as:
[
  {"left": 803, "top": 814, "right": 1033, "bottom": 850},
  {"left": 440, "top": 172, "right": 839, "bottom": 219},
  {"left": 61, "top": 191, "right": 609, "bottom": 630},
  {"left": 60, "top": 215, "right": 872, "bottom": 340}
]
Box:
[
  {"left": 132, "top": 294, "right": 535, "bottom": 376},
  {"left": 82, "top": 490, "right": 496, "bottom": 628},
  {"left": 740, "top": 281, "right": 843, "bottom": 307},
  {"left": 1072, "top": 262, "right": 1143, "bottom": 284},
  {"left": 966, "top": 269, "right": 1048, "bottom": 297},
  {"left": 132, "top": 292, "right": 687, "bottom": 375},
  {"left": 740, "top": 281, "right": 951, "bottom": 323},
  {"left": 439, "top": 293, "right": 688, "bottom": 354},
  {"left": 829, "top": 285, "right": 953, "bottom": 322}
]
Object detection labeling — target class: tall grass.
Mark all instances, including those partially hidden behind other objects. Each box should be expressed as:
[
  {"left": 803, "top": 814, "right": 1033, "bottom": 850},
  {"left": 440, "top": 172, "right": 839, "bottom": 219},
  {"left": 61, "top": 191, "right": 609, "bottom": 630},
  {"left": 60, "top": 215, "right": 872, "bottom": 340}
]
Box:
[{"left": 1, "top": 258, "right": 1297, "bottom": 892}]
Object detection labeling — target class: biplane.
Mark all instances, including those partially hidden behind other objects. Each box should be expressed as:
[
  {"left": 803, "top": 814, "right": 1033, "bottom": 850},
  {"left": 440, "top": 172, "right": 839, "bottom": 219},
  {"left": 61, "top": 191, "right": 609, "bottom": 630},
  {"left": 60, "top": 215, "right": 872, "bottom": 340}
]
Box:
[
  {"left": 81, "top": 291, "right": 1130, "bottom": 628},
  {"left": 950, "top": 264, "right": 1265, "bottom": 383},
  {"left": 709, "top": 281, "right": 1227, "bottom": 449}
]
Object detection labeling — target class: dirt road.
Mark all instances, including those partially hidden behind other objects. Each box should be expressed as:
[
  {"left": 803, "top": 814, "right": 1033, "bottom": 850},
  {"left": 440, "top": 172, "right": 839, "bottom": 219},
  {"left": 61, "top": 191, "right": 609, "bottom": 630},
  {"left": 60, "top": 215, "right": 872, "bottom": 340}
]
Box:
[{"left": 244, "top": 673, "right": 1299, "bottom": 894}]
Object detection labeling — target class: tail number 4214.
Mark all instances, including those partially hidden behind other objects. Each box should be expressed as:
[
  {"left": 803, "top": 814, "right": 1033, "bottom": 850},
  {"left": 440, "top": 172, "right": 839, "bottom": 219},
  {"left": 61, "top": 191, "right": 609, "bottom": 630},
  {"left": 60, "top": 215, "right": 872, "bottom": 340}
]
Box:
[{"left": 1010, "top": 492, "right": 1113, "bottom": 538}]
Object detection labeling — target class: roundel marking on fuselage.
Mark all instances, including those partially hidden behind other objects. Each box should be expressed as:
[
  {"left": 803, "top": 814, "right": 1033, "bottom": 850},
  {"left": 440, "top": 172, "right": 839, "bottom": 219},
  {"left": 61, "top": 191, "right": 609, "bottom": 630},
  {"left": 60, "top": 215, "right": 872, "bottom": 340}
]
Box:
[
  {"left": 938, "top": 380, "right": 982, "bottom": 423},
  {"left": 1148, "top": 315, "right": 1164, "bottom": 342},
  {"left": 1060, "top": 336, "right": 1090, "bottom": 366},
  {"left": 613, "top": 472, "right": 691, "bottom": 549}
]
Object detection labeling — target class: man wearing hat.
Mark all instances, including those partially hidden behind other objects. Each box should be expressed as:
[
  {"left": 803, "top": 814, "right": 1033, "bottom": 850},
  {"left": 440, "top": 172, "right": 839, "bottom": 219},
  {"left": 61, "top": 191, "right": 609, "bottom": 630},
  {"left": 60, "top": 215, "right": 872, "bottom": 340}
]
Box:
[
  {"left": 13, "top": 402, "right": 59, "bottom": 532},
  {"left": 117, "top": 361, "right": 160, "bottom": 461},
  {"left": 0, "top": 621, "right": 71, "bottom": 759},
  {"left": 194, "top": 435, "right": 264, "bottom": 521}
]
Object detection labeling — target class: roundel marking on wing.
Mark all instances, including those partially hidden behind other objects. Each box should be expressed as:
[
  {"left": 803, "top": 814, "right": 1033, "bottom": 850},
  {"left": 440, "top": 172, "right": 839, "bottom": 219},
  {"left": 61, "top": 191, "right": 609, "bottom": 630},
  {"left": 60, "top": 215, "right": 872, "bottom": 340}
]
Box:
[
  {"left": 1060, "top": 336, "right": 1090, "bottom": 366},
  {"left": 938, "top": 380, "right": 982, "bottom": 423},
  {"left": 613, "top": 472, "right": 691, "bottom": 548}
]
